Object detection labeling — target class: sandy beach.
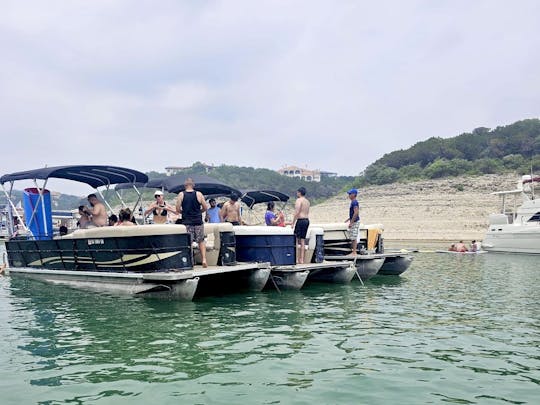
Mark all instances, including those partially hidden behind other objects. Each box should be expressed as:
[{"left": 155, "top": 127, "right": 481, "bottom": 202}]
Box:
[{"left": 309, "top": 174, "right": 518, "bottom": 241}]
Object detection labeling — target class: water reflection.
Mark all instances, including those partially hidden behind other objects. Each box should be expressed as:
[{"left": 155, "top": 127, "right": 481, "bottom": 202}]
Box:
[{"left": 0, "top": 250, "right": 538, "bottom": 404}]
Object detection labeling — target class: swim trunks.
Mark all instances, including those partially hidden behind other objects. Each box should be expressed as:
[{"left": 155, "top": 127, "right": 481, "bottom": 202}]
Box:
[
  {"left": 349, "top": 221, "right": 360, "bottom": 240},
  {"left": 186, "top": 224, "right": 205, "bottom": 243},
  {"left": 294, "top": 218, "right": 310, "bottom": 239}
]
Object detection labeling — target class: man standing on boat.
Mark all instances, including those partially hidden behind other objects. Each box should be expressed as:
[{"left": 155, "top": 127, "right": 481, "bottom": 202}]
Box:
[
  {"left": 292, "top": 187, "right": 310, "bottom": 264},
  {"left": 346, "top": 188, "right": 360, "bottom": 255},
  {"left": 176, "top": 178, "right": 208, "bottom": 268},
  {"left": 84, "top": 194, "right": 108, "bottom": 227},
  {"left": 220, "top": 193, "right": 243, "bottom": 225},
  {"left": 205, "top": 199, "right": 221, "bottom": 223}
]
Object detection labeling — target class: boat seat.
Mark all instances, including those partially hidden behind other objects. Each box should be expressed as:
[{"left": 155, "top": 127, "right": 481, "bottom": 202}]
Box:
[
  {"left": 59, "top": 224, "right": 189, "bottom": 239},
  {"left": 193, "top": 222, "right": 235, "bottom": 266},
  {"left": 203, "top": 222, "right": 234, "bottom": 249},
  {"left": 310, "top": 223, "right": 348, "bottom": 231},
  {"left": 233, "top": 225, "right": 294, "bottom": 236}
]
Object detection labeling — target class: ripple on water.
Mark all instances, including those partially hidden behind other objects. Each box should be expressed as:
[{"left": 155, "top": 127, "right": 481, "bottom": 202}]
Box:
[{"left": 0, "top": 250, "right": 538, "bottom": 404}]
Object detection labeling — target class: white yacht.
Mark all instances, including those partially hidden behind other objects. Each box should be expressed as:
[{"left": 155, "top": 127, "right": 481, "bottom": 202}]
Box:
[{"left": 482, "top": 175, "right": 540, "bottom": 254}]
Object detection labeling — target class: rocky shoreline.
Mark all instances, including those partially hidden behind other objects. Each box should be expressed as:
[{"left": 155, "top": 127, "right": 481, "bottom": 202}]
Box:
[{"left": 309, "top": 174, "right": 518, "bottom": 241}]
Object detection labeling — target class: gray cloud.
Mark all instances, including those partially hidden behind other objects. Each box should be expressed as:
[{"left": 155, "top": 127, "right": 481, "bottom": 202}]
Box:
[{"left": 1, "top": 0, "right": 539, "bottom": 186}]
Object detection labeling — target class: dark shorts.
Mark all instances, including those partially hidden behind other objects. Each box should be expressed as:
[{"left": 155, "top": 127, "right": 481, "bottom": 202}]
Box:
[
  {"left": 227, "top": 221, "right": 240, "bottom": 226},
  {"left": 294, "top": 218, "right": 310, "bottom": 239},
  {"left": 186, "top": 224, "right": 205, "bottom": 243}
]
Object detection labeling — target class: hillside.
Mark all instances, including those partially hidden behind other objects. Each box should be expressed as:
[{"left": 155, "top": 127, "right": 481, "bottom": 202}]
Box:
[
  {"left": 356, "top": 119, "right": 540, "bottom": 186},
  {"left": 144, "top": 163, "right": 354, "bottom": 201},
  {"left": 310, "top": 174, "right": 517, "bottom": 241},
  {"left": 0, "top": 190, "right": 83, "bottom": 211},
  {"left": 237, "top": 174, "right": 519, "bottom": 241}
]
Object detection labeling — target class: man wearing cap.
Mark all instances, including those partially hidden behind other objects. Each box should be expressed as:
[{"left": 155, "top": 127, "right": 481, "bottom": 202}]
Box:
[
  {"left": 144, "top": 190, "right": 177, "bottom": 224},
  {"left": 346, "top": 189, "right": 360, "bottom": 255}
]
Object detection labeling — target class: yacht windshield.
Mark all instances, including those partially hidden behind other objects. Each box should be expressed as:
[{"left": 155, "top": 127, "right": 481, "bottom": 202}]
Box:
[{"left": 527, "top": 212, "right": 540, "bottom": 222}]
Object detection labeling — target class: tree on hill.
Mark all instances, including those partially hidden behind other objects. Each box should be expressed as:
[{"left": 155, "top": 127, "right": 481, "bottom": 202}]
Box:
[{"left": 357, "top": 119, "right": 540, "bottom": 186}]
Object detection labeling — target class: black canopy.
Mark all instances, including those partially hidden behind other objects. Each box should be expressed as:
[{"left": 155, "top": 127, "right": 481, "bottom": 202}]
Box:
[
  {"left": 114, "top": 182, "right": 148, "bottom": 191},
  {"left": 0, "top": 165, "right": 148, "bottom": 188},
  {"left": 164, "top": 174, "right": 241, "bottom": 196},
  {"left": 241, "top": 190, "right": 290, "bottom": 209},
  {"left": 114, "top": 173, "right": 241, "bottom": 197}
]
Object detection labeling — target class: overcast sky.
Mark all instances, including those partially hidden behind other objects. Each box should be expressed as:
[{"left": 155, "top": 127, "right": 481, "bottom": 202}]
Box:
[{"left": 2, "top": 0, "right": 540, "bottom": 186}]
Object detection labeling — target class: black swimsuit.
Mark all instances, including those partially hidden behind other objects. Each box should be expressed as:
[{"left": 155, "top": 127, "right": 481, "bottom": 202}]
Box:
[{"left": 153, "top": 205, "right": 168, "bottom": 216}]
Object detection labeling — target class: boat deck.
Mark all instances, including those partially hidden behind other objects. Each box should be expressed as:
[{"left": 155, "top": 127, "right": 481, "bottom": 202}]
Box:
[{"left": 8, "top": 261, "right": 270, "bottom": 281}]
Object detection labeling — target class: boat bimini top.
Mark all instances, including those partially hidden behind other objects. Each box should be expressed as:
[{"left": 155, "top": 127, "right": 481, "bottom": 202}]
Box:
[
  {"left": 115, "top": 173, "right": 242, "bottom": 197},
  {"left": 1, "top": 165, "right": 148, "bottom": 238},
  {"left": 0, "top": 165, "right": 148, "bottom": 189},
  {"left": 240, "top": 190, "right": 289, "bottom": 210}
]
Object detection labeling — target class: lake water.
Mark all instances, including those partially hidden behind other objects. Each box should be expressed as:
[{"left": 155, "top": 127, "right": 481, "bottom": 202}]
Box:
[{"left": 0, "top": 247, "right": 538, "bottom": 404}]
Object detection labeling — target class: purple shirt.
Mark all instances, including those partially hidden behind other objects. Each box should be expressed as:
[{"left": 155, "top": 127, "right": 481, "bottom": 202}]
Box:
[{"left": 265, "top": 210, "right": 277, "bottom": 225}]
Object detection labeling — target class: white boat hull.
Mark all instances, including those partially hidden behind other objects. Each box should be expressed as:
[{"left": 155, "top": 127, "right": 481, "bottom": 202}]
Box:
[{"left": 483, "top": 226, "right": 540, "bottom": 254}]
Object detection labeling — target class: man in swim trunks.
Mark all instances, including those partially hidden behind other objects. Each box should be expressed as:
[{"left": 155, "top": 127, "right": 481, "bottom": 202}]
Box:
[
  {"left": 292, "top": 187, "right": 310, "bottom": 264},
  {"left": 220, "top": 193, "right": 243, "bottom": 225},
  {"left": 346, "top": 188, "right": 360, "bottom": 255},
  {"left": 176, "top": 178, "right": 208, "bottom": 267}
]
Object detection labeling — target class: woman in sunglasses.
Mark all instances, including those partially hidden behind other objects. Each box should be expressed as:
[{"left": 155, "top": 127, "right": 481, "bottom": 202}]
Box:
[{"left": 144, "top": 190, "right": 178, "bottom": 224}]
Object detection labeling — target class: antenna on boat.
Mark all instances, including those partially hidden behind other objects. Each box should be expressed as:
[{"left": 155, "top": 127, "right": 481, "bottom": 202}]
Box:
[{"left": 530, "top": 160, "right": 536, "bottom": 200}]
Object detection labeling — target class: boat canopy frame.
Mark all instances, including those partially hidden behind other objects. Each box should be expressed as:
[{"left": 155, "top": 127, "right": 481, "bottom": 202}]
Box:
[
  {"left": 0, "top": 165, "right": 148, "bottom": 239},
  {"left": 240, "top": 190, "right": 291, "bottom": 225}
]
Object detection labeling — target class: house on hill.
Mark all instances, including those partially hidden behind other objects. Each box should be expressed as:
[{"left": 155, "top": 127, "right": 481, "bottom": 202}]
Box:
[
  {"left": 165, "top": 163, "right": 215, "bottom": 176},
  {"left": 277, "top": 165, "right": 321, "bottom": 182}
]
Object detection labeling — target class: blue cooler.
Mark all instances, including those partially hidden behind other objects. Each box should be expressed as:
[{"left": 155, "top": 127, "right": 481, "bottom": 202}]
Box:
[
  {"left": 233, "top": 226, "right": 296, "bottom": 265},
  {"left": 23, "top": 188, "right": 53, "bottom": 240}
]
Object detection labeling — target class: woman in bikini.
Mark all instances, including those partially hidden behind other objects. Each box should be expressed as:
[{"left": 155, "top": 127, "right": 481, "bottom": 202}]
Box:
[{"left": 144, "top": 190, "right": 177, "bottom": 224}]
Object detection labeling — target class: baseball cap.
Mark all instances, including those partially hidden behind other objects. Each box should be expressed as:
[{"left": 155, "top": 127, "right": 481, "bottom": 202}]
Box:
[
  {"left": 154, "top": 190, "right": 164, "bottom": 197},
  {"left": 347, "top": 188, "right": 358, "bottom": 195}
]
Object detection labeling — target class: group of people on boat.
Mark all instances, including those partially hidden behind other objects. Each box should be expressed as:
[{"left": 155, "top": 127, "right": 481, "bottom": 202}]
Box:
[
  {"left": 448, "top": 240, "right": 481, "bottom": 252},
  {"left": 72, "top": 179, "right": 363, "bottom": 266},
  {"left": 77, "top": 194, "right": 109, "bottom": 228},
  {"left": 141, "top": 188, "right": 243, "bottom": 225}
]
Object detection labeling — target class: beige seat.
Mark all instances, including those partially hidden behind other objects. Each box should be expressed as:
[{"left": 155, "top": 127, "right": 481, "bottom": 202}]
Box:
[
  {"left": 59, "top": 224, "right": 188, "bottom": 239},
  {"left": 193, "top": 222, "right": 235, "bottom": 266},
  {"left": 305, "top": 226, "right": 324, "bottom": 263}
]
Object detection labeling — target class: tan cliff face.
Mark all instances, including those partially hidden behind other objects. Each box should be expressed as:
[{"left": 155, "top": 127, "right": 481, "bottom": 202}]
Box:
[{"left": 309, "top": 174, "right": 518, "bottom": 241}]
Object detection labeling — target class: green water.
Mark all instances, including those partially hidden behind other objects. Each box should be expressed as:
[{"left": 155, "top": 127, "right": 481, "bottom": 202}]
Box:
[{"left": 0, "top": 251, "right": 538, "bottom": 404}]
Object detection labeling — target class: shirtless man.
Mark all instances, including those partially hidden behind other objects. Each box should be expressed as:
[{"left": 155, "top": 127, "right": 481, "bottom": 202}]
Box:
[
  {"left": 455, "top": 241, "right": 468, "bottom": 253},
  {"left": 220, "top": 194, "right": 243, "bottom": 225},
  {"left": 83, "top": 194, "right": 108, "bottom": 227},
  {"left": 292, "top": 187, "right": 310, "bottom": 264}
]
